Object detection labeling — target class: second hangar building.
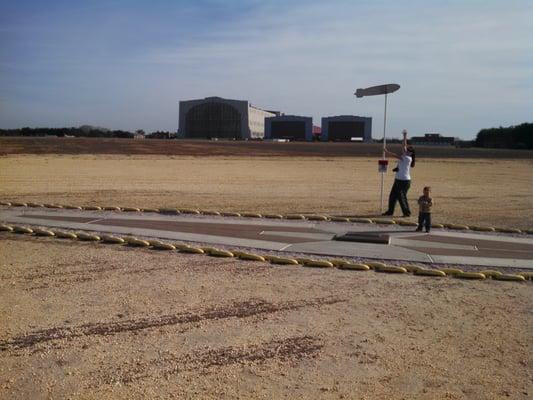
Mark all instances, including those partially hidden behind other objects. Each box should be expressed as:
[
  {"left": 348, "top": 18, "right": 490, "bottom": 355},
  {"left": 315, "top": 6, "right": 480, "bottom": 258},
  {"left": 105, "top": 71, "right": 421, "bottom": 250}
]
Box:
[
  {"left": 264, "top": 115, "right": 313, "bottom": 141},
  {"left": 321, "top": 116, "right": 372, "bottom": 142}
]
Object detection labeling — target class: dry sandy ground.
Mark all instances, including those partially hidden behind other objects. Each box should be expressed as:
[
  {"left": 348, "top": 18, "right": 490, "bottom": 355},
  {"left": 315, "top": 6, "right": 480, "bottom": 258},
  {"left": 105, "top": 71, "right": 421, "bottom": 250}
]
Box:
[
  {"left": 0, "top": 235, "right": 531, "bottom": 400},
  {"left": 1, "top": 155, "right": 532, "bottom": 229}
]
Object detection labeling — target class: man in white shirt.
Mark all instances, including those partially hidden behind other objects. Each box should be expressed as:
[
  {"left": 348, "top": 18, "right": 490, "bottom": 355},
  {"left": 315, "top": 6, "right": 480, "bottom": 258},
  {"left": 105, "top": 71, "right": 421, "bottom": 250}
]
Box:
[{"left": 382, "top": 130, "right": 415, "bottom": 217}]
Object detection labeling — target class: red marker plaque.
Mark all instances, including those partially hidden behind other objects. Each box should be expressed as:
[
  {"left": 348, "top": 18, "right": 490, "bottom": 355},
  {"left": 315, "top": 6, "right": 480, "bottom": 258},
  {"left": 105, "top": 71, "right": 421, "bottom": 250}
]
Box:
[{"left": 378, "top": 159, "right": 388, "bottom": 173}]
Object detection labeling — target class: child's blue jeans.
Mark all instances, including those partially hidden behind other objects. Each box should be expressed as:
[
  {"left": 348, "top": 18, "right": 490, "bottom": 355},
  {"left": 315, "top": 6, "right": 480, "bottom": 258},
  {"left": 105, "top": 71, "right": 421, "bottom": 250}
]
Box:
[{"left": 418, "top": 212, "right": 431, "bottom": 232}]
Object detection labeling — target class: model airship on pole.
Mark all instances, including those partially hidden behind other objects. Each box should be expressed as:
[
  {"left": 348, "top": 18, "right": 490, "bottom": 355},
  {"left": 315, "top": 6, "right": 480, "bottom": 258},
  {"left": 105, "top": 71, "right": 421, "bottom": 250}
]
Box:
[{"left": 354, "top": 83, "right": 400, "bottom": 212}]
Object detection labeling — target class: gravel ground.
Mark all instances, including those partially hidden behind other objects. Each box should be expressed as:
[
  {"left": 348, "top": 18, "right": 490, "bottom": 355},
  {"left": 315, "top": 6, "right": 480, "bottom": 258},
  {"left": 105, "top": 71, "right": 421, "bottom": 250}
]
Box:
[{"left": 1, "top": 235, "right": 532, "bottom": 399}]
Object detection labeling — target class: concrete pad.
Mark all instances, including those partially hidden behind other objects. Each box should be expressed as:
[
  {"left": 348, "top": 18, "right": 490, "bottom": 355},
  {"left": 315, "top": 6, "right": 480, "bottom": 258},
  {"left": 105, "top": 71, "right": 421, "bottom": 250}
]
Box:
[
  {"left": 391, "top": 238, "right": 478, "bottom": 251},
  {"left": 283, "top": 240, "right": 432, "bottom": 263},
  {"left": 1, "top": 206, "right": 532, "bottom": 269},
  {"left": 259, "top": 231, "right": 334, "bottom": 241},
  {"left": 428, "top": 256, "right": 532, "bottom": 269}
]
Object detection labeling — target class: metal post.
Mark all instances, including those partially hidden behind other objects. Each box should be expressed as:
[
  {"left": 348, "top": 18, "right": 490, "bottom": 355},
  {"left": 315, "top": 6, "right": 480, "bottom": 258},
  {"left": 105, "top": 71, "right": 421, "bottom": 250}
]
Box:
[{"left": 380, "top": 93, "right": 388, "bottom": 212}]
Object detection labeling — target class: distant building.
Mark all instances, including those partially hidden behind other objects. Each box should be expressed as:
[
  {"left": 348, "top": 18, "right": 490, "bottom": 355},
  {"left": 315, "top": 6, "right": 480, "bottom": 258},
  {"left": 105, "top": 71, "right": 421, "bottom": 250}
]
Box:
[
  {"left": 178, "top": 96, "right": 276, "bottom": 139},
  {"left": 264, "top": 115, "right": 313, "bottom": 141},
  {"left": 312, "top": 125, "right": 322, "bottom": 141},
  {"left": 148, "top": 131, "right": 175, "bottom": 139},
  {"left": 410, "top": 133, "right": 456, "bottom": 146},
  {"left": 321, "top": 116, "right": 372, "bottom": 142}
]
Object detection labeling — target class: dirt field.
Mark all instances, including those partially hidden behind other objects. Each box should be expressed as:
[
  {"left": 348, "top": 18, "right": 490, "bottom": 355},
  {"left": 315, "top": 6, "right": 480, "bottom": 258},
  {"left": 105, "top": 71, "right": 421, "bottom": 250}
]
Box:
[
  {"left": 0, "top": 236, "right": 531, "bottom": 400},
  {"left": 2, "top": 137, "right": 533, "bottom": 158},
  {"left": 1, "top": 154, "right": 532, "bottom": 229},
  {"left": 1, "top": 138, "right": 532, "bottom": 398}
]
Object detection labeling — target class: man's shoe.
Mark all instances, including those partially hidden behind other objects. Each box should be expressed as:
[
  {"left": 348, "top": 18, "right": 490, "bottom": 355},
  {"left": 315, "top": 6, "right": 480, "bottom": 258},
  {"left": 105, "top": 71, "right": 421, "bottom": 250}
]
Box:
[
  {"left": 382, "top": 212, "right": 393, "bottom": 216},
  {"left": 415, "top": 228, "right": 423, "bottom": 232}
]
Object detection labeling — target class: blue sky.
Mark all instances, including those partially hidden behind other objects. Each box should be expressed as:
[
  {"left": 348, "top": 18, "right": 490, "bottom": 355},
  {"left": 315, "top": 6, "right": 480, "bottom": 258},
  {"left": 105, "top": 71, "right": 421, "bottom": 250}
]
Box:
[{"left": 1, "top": 0, "right": 532, "bottom": 139}]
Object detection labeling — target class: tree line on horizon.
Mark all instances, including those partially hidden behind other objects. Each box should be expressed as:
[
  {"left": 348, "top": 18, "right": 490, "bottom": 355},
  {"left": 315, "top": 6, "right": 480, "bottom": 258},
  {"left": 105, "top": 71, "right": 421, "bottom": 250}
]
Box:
[
  {"left": 0, "top": 123, "right": 531, "bottom": 149},
  {"left": 474, "top": 123, "right": 532, "bottom": 149},
  {"left": 0, "top": 126, "right": 133, "bottom": 138},
  {"left": 0, "top": 126, "right": 175, "bottom": 139}
]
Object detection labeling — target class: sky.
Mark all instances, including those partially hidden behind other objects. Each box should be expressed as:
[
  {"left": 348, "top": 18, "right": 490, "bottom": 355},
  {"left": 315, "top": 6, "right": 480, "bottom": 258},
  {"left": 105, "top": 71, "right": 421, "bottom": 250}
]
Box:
[{"left": 0, "top": 0, "right": 532, "bottom": 139}]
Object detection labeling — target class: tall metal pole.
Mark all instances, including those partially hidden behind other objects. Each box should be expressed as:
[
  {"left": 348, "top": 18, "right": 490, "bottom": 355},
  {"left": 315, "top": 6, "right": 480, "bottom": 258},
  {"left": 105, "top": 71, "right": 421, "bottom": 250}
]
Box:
[{"left": 380, "top": 92, "right": 388, "bottom": 212}]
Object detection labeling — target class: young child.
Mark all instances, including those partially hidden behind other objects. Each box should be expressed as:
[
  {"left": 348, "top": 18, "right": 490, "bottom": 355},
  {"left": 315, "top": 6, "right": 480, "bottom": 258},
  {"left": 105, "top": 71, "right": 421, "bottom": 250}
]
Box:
[{"left": 416, "top": 186, "right": 433, "bottom": 233}]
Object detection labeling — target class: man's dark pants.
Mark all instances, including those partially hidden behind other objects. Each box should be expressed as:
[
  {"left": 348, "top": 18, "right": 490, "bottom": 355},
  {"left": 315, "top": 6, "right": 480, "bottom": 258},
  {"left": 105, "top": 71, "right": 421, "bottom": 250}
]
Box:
[
  {"left": 418, "top": 212, "right": 431, "bottom": 232},
  {"left": 386, "top": 179, "right": 411, "bottom": 216}
]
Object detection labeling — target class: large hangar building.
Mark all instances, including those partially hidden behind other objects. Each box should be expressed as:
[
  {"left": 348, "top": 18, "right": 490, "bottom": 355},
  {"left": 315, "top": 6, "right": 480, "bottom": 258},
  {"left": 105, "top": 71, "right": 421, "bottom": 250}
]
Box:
[
  {"left": 321, "top": 115, "right": 372, "bottom": 142},
  {"left": 264, "top": 115, "right": 313, "bottom": 141},
  {"left": 178, "top": 96, "right": 276, "bottom": 139}
]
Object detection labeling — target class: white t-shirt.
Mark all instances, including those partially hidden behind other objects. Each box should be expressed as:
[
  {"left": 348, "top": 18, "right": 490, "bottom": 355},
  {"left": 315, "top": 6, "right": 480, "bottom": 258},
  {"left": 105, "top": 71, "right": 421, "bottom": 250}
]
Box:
[{"left": 395, "top": 154, "right": 412, "bottom": 180}]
